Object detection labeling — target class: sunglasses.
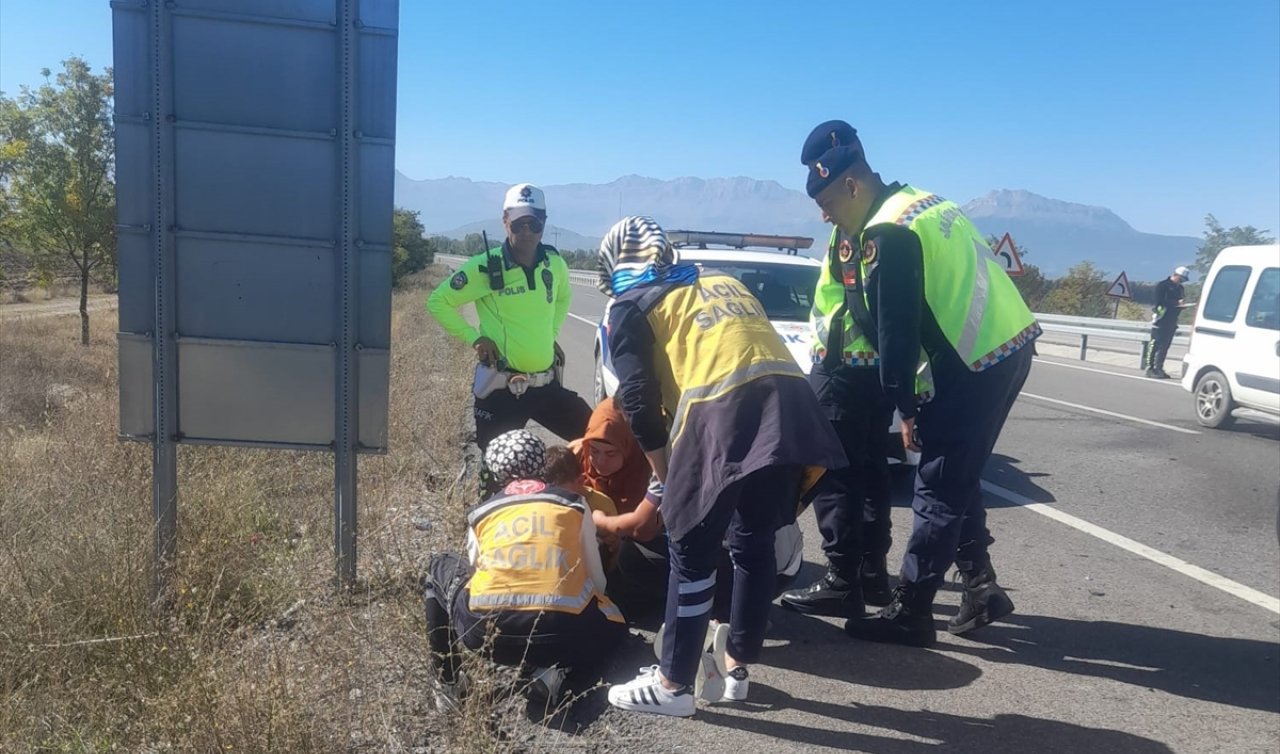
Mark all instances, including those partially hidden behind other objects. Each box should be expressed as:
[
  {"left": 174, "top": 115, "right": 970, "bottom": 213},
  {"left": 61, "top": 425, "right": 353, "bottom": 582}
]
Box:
[{"left": 511, "top": 218, "right": 545, "bottom": 234}]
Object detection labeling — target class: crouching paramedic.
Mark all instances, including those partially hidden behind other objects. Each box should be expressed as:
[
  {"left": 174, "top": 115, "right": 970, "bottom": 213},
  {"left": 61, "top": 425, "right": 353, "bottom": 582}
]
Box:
[
  {"left": 423, "top": 430, "right": 626, "bottom": 704},
  {"left": 594, "top": 216, "right": 846, "bottom": 716}
]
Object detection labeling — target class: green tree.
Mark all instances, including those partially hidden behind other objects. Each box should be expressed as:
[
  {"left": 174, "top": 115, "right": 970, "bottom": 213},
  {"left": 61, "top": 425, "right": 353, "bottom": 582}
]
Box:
[
  {"left": 1194, "top": 214, "right": 1274, "bottom": 274},
  {"left": 0, "top": 58, "right": 115, "bottom": 344},
  {"left": 391, "top": 207, "right": 434, "bottom": 286},
  {"left": 1040, "top": 261, "right": 1111, "bottom": 317}
]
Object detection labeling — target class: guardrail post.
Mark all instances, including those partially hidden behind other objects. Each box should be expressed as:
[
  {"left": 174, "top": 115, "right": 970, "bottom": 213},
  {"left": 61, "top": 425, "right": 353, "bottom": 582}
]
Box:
[
  {"left": 1079, "top": 334, "right": 1088, "bottom": 361},
  {"left": 1140, "top": 341, "right": 1149, "bottom": 370}
]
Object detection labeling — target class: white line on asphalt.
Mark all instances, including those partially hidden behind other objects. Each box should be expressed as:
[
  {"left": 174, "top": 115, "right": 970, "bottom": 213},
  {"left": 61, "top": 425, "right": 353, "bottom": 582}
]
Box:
[
  {"left": 981, "top": 480, "right": 1280, "bottom": 615},
  {"left": 1021, "top": 392, "right": 1200, "bottom": 435},
  {"left": 1033, "top": 358, "right": 1182, "bottom": 387},
  {"left": 565, "top": 312, "right": 597, "bottom": 327}
]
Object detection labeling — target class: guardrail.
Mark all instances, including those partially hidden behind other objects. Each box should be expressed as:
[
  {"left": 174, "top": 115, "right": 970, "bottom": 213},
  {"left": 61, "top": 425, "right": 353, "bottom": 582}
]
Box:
[
  {"left": 436, "top": 254, "right": 1184, "bottom": 366},
  {"left": 1036, "top": 313, "right": 1188, "bottom": 365}
]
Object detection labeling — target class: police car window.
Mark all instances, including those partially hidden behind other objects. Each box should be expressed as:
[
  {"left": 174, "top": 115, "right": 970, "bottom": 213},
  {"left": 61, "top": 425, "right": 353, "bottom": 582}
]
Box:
[
  {"left": 1244, "top": 268, "right": 1279, "bottom": 331},
  {"left": 1203, "top": 265, "right": 1251, "bottom": 323},
  {"left": 700, "top": 263, "right": 819, "bottom": 321}
]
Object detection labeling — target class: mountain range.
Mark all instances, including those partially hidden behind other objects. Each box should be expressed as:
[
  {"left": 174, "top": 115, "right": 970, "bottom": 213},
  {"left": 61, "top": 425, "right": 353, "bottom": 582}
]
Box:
[{"left": 395, "top": 172, "right": 1199, "bottom": 281}]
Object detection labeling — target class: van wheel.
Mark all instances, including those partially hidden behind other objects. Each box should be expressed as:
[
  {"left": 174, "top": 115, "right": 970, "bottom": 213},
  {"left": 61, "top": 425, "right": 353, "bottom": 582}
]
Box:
[{"left": 1194, "top": 370, "right": 1236, "bottom": 428}]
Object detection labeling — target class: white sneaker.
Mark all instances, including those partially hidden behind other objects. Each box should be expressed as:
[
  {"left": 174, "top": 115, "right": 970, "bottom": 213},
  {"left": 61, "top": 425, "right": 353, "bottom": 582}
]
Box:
[
  {"left": 607, "top": 665, "right": 696, "bottom": 717},
  {"left": 652, "top": 621, "right": 728, "bottom": 702},
  {"left": 723, "top": 666, "right": 750, "bottom": 701}
]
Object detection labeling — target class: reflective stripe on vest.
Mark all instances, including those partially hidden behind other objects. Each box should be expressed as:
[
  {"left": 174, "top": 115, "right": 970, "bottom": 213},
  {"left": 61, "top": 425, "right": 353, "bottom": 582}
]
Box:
[
  {"left": 860, "top": 187, "right": 1041, "bottom": 372},
  {"left": 467, "top": 491, "right": 623, "bottom": 622},
  {"left": 624, "top": 273, "right": 804, "bottom": 450}
]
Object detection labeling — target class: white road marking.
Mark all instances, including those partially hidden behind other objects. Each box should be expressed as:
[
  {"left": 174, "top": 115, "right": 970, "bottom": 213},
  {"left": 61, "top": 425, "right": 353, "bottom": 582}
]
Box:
[
  {"left": 1033, "top": 357, "right": 1182, "bottom": 387},
  {"left": 565, "top": 312, "right": 597, "bottom": 327},
  {"left": 1021, "top": 392, "right": 1200, "bottom": 435},
  {"left": 982, "top": 480, "right": 1280, "bottom": 615}
]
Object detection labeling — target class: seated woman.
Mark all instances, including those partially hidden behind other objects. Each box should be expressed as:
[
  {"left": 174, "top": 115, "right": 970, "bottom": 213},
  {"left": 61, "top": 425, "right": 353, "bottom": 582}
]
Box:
[{"left": 423, "top": 430, "right": 627, "bottom": 707}]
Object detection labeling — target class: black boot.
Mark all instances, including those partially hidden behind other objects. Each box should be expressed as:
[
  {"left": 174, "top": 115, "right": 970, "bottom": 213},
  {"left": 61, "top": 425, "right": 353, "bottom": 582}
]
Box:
[
  {"left": 844, "top": 584, "right": 936, "bottom": 647},
  {"left": 859, "top": 554, "right": 893, "bottom": 607},
  {"left": 948, "top": 565, "right": 1015, "bottom": 635},
  {"left": 780, "top": 566, "right": 864, "bottom": 618}
]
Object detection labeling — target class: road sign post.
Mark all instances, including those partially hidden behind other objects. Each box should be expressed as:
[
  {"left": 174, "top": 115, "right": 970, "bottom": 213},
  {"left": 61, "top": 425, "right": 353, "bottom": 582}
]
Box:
[
  {"left": 991, "top": 233, "right": 1026, "bottom": 277},
  {"left": 1106, "top": 271, "right": 1133, "bottom": 319},
  {"left": 113, "top": 0, "right": 398, "bottom": 593}
]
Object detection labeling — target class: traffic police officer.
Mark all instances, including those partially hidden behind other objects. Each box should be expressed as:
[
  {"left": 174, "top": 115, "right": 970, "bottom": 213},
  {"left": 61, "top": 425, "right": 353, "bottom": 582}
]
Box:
[
  {"left": 426, "top": 183, "right": 593, "bottom": 454},
  {"left": 803, "top": 122, "right": 1040, "bottom": 647},
  {"left": 779, "top": 213, "right": 897, "bottom": 618},
  {"left": 1144, "top": 265, "right": 1190, "bottom": 379},
  {"left": 596, "top": 216, "right": 845, "bottom": 716}
]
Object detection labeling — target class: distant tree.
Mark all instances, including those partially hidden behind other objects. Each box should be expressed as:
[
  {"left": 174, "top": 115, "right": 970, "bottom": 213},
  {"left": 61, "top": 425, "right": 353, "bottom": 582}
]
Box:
[
  {"left": 391, "top": 207, "right": 434, "bottom": 286},
  {"left": 1040, "top": 261, "right": 1111, "bottom": 317},
  {"left": 0, "top": 58, "right": 115, "bottom": 344},
  {"left": 1194, "top": 214, "right": 1274, "bottom": 275}
]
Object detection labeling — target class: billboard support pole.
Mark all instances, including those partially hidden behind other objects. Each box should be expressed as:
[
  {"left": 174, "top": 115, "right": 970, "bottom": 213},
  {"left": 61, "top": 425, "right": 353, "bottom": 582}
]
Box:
[{"left": 334, "top": 0, "right": 360, "bottom": 588}]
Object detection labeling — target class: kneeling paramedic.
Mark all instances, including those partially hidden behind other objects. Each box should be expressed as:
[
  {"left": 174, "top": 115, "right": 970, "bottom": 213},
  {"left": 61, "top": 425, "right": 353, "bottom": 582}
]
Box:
[
  {"left": 426, "top": 183, "right": 592, "bottom": 459},
  {"left": 803, "top": 121, "right": 1040, "bottom": 647},
  {"left": 423, "top": 430, "right": 626, "bottom": 706},
  {"left": 595, "top": 216, "right": 846, "bottom": 716}
]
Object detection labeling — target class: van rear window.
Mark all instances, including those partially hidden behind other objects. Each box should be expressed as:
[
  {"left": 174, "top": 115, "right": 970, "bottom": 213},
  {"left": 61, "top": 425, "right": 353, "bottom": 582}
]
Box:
[{"left": 1203, "top": 266, "right": 1251, "bottom": 323}]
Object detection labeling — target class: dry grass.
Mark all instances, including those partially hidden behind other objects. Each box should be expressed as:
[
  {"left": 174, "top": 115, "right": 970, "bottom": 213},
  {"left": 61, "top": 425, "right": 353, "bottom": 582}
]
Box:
[{"left": 0, "top": 265, "right": 567, "bottom": 752}]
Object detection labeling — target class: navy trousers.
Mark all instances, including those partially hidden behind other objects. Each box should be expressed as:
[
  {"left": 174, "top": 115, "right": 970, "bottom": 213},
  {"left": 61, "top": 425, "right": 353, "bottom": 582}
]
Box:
[{"left": 899, "top": 346, "right": 1033, "bottom": 595}]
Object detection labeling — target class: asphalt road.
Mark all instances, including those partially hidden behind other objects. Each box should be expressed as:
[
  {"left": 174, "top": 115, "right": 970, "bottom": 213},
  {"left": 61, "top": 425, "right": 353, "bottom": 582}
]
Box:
[{"left": 440, "top": 260, "right": 1280, "bottom": 753}]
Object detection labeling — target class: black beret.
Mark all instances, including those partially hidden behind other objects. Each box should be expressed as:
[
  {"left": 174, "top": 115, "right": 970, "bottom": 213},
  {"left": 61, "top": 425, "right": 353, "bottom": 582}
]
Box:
[
  {"left": 800, "top": 120, "right": 858, "bottom": 165},
  {"left": 805, "top": 145, "right": 862, "bottom": 198}
]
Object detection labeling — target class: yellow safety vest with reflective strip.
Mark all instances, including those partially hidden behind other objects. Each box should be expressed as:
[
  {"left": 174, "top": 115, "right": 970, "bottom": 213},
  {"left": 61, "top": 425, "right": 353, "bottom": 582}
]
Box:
[
  {"left": 811, "top": 227, "right": 879, "bottom": 366},
  {"left": 858, "top": 186, "right": 1040, "bottom": 372},
  {"left": 467, "top": 489, "right": 623, "bottom": 623},
  {"left": 815, "top": 228, "right": 936, "bottom": 401},
  {"left": 623, "top": 273, "right": 805, "bottom": 450}
]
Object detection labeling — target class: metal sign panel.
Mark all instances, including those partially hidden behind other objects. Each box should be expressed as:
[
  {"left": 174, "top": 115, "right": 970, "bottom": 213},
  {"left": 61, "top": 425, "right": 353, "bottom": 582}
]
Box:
[
  {"left": 113, "top": 0, "right": 398, "bottom": 586},
  {"left": 114, "top": 0, "right": 396, "bottom": 451}
]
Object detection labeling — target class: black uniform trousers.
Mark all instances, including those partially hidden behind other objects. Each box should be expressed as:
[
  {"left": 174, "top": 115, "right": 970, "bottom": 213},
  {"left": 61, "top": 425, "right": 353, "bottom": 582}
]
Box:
[
  {"left": 805, "top": 363, "right": 895, "bottom": 577},
  {"left": 1144, "top": 318, "right": 1178, "bottom": 372},
  {"left": 473, "top": 379, "right": 592, "bottom": 450},
  {"left": 900, "top": 346, "right": 1033, "bottom": 596}
]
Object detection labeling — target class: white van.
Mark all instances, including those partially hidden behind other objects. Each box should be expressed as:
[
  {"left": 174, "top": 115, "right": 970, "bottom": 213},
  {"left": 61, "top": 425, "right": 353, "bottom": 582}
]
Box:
[{"left": 1181, "top": 244, "right": 1280, "bottom": 428}]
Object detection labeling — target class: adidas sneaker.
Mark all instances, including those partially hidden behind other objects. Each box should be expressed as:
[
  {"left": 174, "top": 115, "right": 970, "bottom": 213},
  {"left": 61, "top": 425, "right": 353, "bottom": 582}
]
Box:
[{"left": 607, "top": 665, "right": 696, "bottom": 717}]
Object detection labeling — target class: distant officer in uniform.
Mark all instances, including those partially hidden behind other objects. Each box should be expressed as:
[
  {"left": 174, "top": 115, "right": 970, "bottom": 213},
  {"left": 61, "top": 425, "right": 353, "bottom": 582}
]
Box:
[
  {"left": 1145, "top": 265, "right": 1190, "bottom": 379},
  {"left": 803, "top": 122, "right": 1041, "bottom": 647},
  {"left": 779, "top": 209, "right": 897, "bottom": 618},
  {"left": 596, "top": 216, "right": 845, "bottom": 716},
  {"left": 426, "top": 183, "right": 592, "bottom": 454}
]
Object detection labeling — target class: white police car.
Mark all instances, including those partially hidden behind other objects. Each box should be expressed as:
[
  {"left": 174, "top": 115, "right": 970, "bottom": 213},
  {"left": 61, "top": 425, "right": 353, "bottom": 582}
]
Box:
[{"left": 591, "top": 231, "right": 918, "bottom": 466}]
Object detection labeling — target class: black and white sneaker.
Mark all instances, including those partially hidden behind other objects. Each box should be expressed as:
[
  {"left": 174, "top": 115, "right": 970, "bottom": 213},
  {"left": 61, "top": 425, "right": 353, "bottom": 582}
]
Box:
[{"left": 607, "top": 665, "right": 696, "bottom": 717}]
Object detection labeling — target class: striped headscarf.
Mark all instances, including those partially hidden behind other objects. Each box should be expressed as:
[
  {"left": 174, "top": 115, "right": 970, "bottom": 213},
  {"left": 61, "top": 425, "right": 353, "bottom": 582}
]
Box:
[{"left": 596, "top": 216, "right": 699, "bottom": 298}]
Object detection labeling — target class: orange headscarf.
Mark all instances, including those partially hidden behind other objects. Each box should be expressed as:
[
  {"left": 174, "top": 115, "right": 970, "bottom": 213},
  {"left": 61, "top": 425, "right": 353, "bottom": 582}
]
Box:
[{"left": 569, "top": 398, "right": 651, "bottom": 515}]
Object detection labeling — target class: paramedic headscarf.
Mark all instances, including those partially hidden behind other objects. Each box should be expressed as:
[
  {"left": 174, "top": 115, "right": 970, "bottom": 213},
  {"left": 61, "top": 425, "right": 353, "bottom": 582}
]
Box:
[
  {"left": 596, "top": 215, "right": 699, "bottom": 298},
  {"left": 484, "top": 430, "right": 546, "bottom": 489}
]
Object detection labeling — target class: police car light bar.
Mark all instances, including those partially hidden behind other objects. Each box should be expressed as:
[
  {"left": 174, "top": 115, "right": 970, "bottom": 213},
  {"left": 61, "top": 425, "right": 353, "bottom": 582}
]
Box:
[{"left": 668, "top": 230, "right": 814, "bottom": 254}]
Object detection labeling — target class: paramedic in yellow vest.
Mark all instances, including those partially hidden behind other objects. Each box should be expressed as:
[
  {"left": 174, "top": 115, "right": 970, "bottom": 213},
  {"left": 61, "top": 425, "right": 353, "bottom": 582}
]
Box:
[
  {"left": 595, "top": 216, "right": 846, "bottom": 717},
  {"left": 422, "top": 430, "right": 626, "bottom": 707},
  {"left": 803, "top": 122, "right": 1040, "bottom": 648},
  {"left": 426, "top": 183, "right": 592, "bottom": 453}
]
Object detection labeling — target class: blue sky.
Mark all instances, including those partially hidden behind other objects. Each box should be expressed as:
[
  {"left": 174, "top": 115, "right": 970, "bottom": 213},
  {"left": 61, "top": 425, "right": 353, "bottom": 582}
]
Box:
[{"left": 2, "top": 0, "right": 1278, "bottom": 237}]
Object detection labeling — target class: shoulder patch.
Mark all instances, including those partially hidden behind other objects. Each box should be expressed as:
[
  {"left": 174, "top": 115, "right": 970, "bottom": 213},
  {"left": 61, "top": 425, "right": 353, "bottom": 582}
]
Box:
[
  {"left": 862, "top": 240, "right": 878, "bottom": 265},
  {"left": 838, "top": 239, "right": 854, "bottom": 264},
  {"left": 450, "top": 271, "right": 468, "bottom": 290}
]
